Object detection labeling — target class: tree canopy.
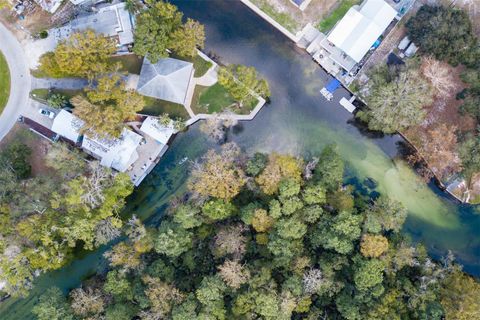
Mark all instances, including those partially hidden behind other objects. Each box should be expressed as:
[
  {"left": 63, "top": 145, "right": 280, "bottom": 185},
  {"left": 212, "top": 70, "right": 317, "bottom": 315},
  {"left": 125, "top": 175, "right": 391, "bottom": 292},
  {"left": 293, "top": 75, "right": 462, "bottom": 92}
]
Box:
[
  {"left": 38, "top": 29, "right": 117, "bottom": 80},
  {"left": 133, "top": 1, "right": 205, "bottom": 62},
  {"left": 33, "top": 145, "right": 480, "bottom": 319},
  {"left": 356, "top": 64, "right": 433, "bottom": 134},
  {"left": 71, "top": 74, "right": 145, "bottom": 138},
  {"left": 406, "top": 5, "right": 479, "bottom": 67}
]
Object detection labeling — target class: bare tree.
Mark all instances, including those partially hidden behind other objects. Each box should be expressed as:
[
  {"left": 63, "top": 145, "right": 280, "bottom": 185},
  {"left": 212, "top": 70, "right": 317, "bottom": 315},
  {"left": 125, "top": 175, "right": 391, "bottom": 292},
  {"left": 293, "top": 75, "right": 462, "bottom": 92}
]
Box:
[
  {"left": 80, "top": 162, "right": 113, "bottom": 208},
  {"left": 70, "top": 287, "right": 105, "bottom": 317},
  {"left": 303, "top": 268, "right": 324, "bottom": 294},
  {"left": 94, "top": 218, "right": 121, "bottom": 246},
  {"left": 421, "top": 57, "right": 457, "bottom": 99},
  {"left": 214, "top": 224, "right": 248, "bottom": 259},
  {"left": 217, "top": 260, "right": 250, "bottom": 289}
]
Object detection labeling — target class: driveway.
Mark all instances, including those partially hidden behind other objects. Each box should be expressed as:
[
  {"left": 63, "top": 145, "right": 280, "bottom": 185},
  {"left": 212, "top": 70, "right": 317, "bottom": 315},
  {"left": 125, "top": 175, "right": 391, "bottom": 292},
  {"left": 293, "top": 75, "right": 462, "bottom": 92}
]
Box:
[{"left": 0, "top": 22, "right": 31, "bottom": 141}]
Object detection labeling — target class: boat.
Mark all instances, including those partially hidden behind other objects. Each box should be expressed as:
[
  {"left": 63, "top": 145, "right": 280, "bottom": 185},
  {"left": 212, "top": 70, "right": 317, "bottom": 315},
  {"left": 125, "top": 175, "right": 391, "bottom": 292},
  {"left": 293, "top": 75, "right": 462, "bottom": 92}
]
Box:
[
  {"left": 320, "top": 78, "right": 341, "bottom": 101},
  {"left": 178, "top": 157, "right": 188, "bottom": 165}
]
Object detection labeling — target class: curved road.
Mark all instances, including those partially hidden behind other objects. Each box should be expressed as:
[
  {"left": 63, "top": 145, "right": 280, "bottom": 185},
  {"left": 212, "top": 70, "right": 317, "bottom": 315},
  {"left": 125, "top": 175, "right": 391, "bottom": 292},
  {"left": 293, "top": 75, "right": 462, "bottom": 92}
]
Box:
[{"left": 0, "top": 22, "right": 30, "bottom": 141}]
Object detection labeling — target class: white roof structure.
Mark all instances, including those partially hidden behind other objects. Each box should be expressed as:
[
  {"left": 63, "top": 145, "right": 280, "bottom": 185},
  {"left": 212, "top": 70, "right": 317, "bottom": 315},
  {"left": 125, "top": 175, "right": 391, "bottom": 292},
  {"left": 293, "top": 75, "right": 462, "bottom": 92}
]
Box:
[
  {"left": 68, "top": 3, "right": 134, "bottom": 46},
  {"left": 33, "top": 0, "right": 62, "bottom": 13},
  {"left": 327, "top": 0, "right": 397, "bottom": 63},
  {"left": 51, "top": 110, "right": 84, "bottom": 143},
  {"left": 82, "top": 128, "right": 143, "bottom": 172},
  {"left": 137, "top": 57, "right": 194, "bottom": 105},
  {"left": 139, "top": 116, "right": 176, "bottom": 145}
]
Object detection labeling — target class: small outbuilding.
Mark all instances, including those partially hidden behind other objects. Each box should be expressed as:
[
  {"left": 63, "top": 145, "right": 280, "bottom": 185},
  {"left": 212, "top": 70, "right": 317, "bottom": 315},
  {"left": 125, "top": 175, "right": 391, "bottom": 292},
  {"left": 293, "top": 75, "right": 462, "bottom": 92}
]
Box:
[
  {"left": 139, "top": 116, "right": 176, "bottom": 145},
  {"left": 136, "top": 57, "right": 194, "bottom": 105}
]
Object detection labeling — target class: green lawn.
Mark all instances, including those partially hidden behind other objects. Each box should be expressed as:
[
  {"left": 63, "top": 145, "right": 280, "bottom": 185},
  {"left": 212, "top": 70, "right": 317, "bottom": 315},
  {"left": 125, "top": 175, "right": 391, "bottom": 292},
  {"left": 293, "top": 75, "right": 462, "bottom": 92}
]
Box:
[
  {"left": 0, "top": 51, "right": 11, "bottom": 114},
  {"left": 317, "top": 0, "right": 361, "bottom": 32},
  {"left": 141, "top": 96, "right": 189, "bottom": 120},
  {"left": 30, "top": 88, "right": 84, "bottom": 105},
  {"left": 191, "top": 83, "right": 259, "bottom": 115},
  {"left": 109, "top": 54, "right": 144, "bottom": 75},
  {"left": 171, "top": 53, "right": 213, "bottom": 78},
  {"left": 252, "top": 0, "right": 299, "bottom": 33}
]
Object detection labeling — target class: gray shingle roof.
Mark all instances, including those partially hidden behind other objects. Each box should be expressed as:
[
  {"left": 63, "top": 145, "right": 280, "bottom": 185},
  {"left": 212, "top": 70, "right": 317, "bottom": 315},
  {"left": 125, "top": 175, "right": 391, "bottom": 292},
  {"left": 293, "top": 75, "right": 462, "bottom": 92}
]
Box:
[{"left": 137, "top": 57, "right": 194, "bottom": 105}]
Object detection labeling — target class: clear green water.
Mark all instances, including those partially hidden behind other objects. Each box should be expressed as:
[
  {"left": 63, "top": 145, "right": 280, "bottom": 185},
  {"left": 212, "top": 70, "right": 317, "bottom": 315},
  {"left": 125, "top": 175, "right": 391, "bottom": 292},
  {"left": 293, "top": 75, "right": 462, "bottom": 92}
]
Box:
[{"left": 1, "top": 0, "right": 479, "bottom": 318}]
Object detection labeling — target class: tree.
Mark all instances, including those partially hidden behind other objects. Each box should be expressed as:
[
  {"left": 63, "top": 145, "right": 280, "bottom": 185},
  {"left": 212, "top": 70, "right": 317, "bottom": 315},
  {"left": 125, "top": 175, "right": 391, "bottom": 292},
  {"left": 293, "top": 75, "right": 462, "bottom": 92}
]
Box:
[
  {"left": 171, "top": 18, "right": 205, "bottom": 57},
  {"left": 213, "top": 224, "right": 247, "bottom": 259},
  {"left": 360, "top": 234, "right": 389, "bottom": 258},
  {"left": 459, "top": 133, "right": 480, "bottom": 182},
  {"left": 195, "top": 276, "right": 227, "bottom": 306},
  {"left": 47, "top": 93, "right": 69, "bottom": 109},
  {"left": 189, "top": 145, "right": 246, "bottom": 200},
  {"left": 0, "top": 142, "right": 31, "bottom": 179},
  {"left": 363, "top": 196, "right": 407, "bottom": 234},
  {"left": 218, "top": 64, "right": 270, "bottom": 106},
  {"left": 256, "top": 153, "right": 303, "bottom": 195},
  {"left": 354, "top": 258, "right": 385, "bottom": 292},
  {"left": 143, "top": 275, "right": 185, "bottom": 317},
  {"left": 406, "top": 5, "right": 478, "bottom": 66},
  {"left": 417, "top": 124, "right": 462, "bottom": 179},
  {"left": 356, "top": 65, "right": 433, "bottom": 133},
  {"left": 45, "top": 142, "right": 86, "bottom": 179},
  {"left": 441, "top": 269, "right": 480, "bottom": 320},
  {"left": 72, "top": 74, "right": 145, "bottom": 137},
  {"left": 313, "top": 144, "right": 344, "bottom": 191},
  {"left": 38, "top": 30, "right": 117, "bottom": 80},
  {"left": 133, "top": 1, "right": 205, "bottom": 62},
  {"left": 218, "top": 260, "right": 250, "bottom": 289},
  {"left": 302, "top": 268, "right": 324, "bottom": 294},
  {"left": 70, "top": 287, "right": 105, "bottom": 317},
  {"left": 32, "top": 287, "right": 74, "bottom": 320},
  {"left": 155, "top": 221, "right": 193, "bottom": 257},
  {"left": 246, "top": 152, "right": 268, "bottom": 176},
  {"left": 202, "top": 199, "right": 236, "bottom": 221},
  {"left": 251, "top": 208, "right": 274, "bottom": 232},
  {"left": 420, "top": 57, "right": 456, "bottom": 99},
  {"left": 173, "top": 204, "right": 202, "bottom": 229},
  {"left": 104, "top": 242, "right": 141, "bottom": 271}
]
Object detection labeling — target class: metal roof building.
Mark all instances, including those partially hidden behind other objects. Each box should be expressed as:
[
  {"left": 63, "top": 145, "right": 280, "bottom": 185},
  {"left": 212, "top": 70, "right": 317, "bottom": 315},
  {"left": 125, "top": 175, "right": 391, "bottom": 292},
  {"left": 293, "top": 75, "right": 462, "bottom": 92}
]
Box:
[
  {"left": 51, "top": 110, "right": 84, "bottom": 143},
  {"left": 327, "top": 0, "right": 397, "bottom": 63},
  {"left": 139, "top": 116, "right": 176, "bottom": 145},
  {"left": 68, "top": 2, "right": 134, "bottom": 46},
  {"left": 137, "top": 57, "right": 194, "bottom": 105}
]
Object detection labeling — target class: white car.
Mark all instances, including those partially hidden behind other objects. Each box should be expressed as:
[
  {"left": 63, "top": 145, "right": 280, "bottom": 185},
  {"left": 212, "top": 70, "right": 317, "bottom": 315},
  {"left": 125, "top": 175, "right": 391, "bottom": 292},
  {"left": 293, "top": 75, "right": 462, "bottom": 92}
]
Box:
[{"left": 38, "top": 108, "right": 55, "bottom": 119}]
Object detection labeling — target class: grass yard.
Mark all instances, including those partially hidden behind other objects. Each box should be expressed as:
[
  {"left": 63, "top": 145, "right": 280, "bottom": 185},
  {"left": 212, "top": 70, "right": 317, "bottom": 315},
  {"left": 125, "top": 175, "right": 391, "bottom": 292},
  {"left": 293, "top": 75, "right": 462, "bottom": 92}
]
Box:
[
  {"left": 109, "top": 54, "right": 144, "bottom": 75},
  {"left": 252, "top": 0, "right": 299, "bottom": 32},
  {"left": 192, "top": 83, "right": 259, "bottom": 115},
  {"left": 171, "top": 53, "right": 213, "bottom": 78},
  {"left": 141, "top": 96, "right": 189, "bottom": 120},
  {"left": 0, "top": 51, "right": 11, "bottom": 115},
  {"left": 317, "top": 0, "right": 360, "bottom": 32}
]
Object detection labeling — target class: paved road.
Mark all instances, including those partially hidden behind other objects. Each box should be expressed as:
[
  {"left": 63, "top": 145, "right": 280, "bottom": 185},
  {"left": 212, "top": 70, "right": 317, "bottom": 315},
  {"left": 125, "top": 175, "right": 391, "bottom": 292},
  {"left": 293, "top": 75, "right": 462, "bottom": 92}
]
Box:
[{"left": 0, "top": 22, "right": 31, "bottom": 141}]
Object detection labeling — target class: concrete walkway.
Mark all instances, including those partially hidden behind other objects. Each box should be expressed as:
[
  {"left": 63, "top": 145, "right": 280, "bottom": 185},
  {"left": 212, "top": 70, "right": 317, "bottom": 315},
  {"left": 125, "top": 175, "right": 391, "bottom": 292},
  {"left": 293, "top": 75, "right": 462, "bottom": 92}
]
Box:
[
  {"left": 31, "top": 77, "right": 89, "bottom": 90},
  {"left": 0, "top": 22, "right": 31, "bottom": 141}
]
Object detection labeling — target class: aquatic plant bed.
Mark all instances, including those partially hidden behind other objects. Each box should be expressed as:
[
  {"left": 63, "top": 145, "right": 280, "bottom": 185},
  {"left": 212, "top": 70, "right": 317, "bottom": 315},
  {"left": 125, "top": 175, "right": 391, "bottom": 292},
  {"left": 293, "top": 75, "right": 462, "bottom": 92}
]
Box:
[
  {"left": 316, "top": 0, "right": 360, "bottom": 32},
  {"left": 141, "top": 96, "right": 189, "bottom": 120},
  {"left": 192, "top": 83, "right": 259, "bottom": 115},
  {"left": 0, "top": 51, "right": 11, "bottom": 114},
  {"left": 171, "top": 53, "right": 213, "bottom": 78}
]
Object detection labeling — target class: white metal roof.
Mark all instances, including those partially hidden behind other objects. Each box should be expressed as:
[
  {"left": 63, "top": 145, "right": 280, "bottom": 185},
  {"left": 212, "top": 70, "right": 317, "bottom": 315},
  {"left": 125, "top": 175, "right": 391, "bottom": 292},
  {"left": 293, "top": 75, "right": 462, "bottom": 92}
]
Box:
[
  {"left": 82, "top": 128, "right": 143, "bottom": 172},
  {"left": 137, "top": 57, "right": 194, "bottom": 105},
  {"left": 327, "top": 0, "right": 397, "bottom": 63},
  {"left": 51, "top": 110, "right": 84, "bottom": 143},
  {"left": 139, "top": 116, "right": 176, "bottom": 145}
]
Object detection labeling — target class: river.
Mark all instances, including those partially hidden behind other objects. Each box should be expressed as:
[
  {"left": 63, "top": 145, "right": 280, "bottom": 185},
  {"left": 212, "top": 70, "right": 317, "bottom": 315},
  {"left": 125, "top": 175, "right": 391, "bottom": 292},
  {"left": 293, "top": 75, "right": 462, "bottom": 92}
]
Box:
[{"left": 1, "top": 0, "right": 479, "bottom": 318}]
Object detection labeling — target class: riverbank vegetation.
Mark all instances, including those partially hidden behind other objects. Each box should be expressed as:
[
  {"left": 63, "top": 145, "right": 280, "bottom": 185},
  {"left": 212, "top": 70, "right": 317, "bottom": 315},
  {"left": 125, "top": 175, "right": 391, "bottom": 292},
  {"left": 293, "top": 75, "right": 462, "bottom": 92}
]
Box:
[
  {"left": 356, "top": 4, "right": 480, "bottom": 203},
  {"left": 0, "top": 128, "right": 134, "bottom": 297},
  {"left": 32, "top": 144, "right": 480, "bottom": 319},
  {"left": 0, "top": 51, "right": 10, "bottom": 115}
]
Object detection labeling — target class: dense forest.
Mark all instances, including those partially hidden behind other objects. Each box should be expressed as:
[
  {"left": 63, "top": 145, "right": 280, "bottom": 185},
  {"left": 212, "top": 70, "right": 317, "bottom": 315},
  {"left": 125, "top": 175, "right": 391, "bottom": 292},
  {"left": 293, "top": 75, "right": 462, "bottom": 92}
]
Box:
[{"left": 33, "top": 144, "right": 480, "bottom": 319}]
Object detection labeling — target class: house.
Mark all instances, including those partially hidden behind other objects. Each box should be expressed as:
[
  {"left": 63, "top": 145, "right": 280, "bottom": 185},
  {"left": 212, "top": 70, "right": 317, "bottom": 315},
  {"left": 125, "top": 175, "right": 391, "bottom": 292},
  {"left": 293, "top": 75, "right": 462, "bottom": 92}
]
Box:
[
  {"left": 136, "top": 57, "right": 194, "bottom": 105},
  {"left": 56, "top": 2, "right": 135, "bottom": 47},
  {"left": 51, "top": 110, "right": 84, "bottom": 144},
  {"left": 306, "top": 0, "right": 397, "bottom": 77},
  {"left": 82, "top": 129, "right": 143, "bottom": 173},
  {"left": 139, "top": 116, "right": 176, "bottom": 145},
  {"left": 33, "top": 0, "right": 62, "bottom": 13}
]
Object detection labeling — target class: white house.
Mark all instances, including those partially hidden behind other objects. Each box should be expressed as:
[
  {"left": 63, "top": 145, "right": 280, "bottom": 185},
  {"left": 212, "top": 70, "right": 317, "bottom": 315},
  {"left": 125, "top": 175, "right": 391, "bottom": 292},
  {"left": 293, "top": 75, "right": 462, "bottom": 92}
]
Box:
[
  {"left": 306, "top": 0, "right": 397, "bottom": 76},
  {"left": 137, "top": 57, "right": 194, "bottom": 105},
  {"left": 51, "top": 110, "right": 84, "bottom": 144},
  {"left": 139, "top": 116, "right": 176, "bottom": 145},
  {"left": 82, "top": 129, "right": 143, "bottom": 173}
]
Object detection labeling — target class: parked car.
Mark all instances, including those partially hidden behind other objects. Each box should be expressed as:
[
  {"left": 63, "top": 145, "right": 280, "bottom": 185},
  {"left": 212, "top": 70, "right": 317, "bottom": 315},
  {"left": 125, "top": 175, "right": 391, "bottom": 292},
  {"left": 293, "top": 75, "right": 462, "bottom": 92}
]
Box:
[{"left": 38, "top": 108, "right": 55, "bottom": 119}]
